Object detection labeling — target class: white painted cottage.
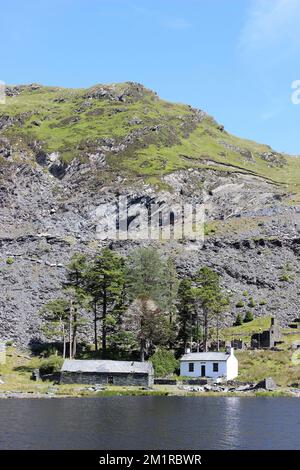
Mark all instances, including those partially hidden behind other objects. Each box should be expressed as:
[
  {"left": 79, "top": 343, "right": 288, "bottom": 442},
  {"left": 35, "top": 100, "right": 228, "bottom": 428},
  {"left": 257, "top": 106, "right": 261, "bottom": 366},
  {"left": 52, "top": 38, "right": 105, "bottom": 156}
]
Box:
[{"left": 180, "top": 348, "right": 238, "bottom": 381}]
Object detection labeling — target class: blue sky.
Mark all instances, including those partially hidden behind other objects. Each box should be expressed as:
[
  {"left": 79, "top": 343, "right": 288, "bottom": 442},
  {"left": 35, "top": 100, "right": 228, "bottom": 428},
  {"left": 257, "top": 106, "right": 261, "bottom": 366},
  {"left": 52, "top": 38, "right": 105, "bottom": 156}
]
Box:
[{"left": 1, "top": 0, "right": 300, "bottom": 154}]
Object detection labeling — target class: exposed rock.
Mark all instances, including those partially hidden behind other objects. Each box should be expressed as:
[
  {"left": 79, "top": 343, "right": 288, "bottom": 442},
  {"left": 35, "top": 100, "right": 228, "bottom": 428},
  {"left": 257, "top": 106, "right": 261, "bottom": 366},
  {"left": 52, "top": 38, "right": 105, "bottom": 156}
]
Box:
[
  {"left": 31, "top": 369, "right": 41, "bottom": 381},
  {"left": 1, "top": 82, "right": 300, "bottom": 347},
  {"left": 255, "top": 377, "right": 278, "bottom": 390},
  {"left": 1, "top": 161, "right": 300, "bottom": 345}
]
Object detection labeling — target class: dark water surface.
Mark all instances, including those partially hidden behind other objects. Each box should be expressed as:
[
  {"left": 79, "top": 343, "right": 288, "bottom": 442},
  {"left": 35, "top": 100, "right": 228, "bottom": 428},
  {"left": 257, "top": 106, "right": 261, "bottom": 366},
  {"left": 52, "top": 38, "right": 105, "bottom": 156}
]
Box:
[{"left": 0, "top": 397, "right": 299, "bottom": 450}]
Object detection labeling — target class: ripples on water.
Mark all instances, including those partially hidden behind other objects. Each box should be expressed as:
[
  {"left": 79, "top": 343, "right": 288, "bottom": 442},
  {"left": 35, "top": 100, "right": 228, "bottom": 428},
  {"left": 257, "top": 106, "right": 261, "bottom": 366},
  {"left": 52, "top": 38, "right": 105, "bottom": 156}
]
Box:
[{"left": 0, "top": 397, "right": 299, "bottom": 450}]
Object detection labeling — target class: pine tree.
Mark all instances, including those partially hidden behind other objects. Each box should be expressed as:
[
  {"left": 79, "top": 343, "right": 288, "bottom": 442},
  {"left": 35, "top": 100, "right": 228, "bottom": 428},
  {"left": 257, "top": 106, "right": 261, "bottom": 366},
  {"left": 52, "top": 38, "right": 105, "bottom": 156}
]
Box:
[
  {"left": 40, "top": 298, "right": 69, "bottom": 359},
  {"left": 177, "top": 278, "right": 197, "bottom": 351},
  {"left": 162, "top": 257, "right": 179, "bottom": 346},
  {"left": 234, "top": 313, "right": 243, "bottom": 326},
  {"left": 127, "top": 247, "right": 170, "bottom": 307},
  {"left": 85, "top": 248, "right": 126, "bottom": 356},
  {"left": 63, "top": 286, "right": 89, "bottom": 359},
  {"left": 243, "top": 311, "right": 254, "bottom": 323},
  {"left": 123, "top": 298, "right": 171, "bottom": 361},
  {"left": 65, "top": 253, "right": 89, "bottom": 357},
  {"left": 66, "top": 253, "right": 87, "bottom": 288},
  {"left": 193, "top": 267, "right": 228, "bottom": 352},
  {"left": 40, "top": 289, "right": 87, "bottom": 360},
  {"left": 124, "top": 248, "right": 176, "bottom": 359}
]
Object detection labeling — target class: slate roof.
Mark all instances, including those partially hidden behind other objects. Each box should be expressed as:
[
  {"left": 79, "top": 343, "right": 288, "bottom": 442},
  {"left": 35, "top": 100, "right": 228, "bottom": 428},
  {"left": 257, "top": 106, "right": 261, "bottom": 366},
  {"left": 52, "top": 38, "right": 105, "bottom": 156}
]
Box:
[
  {"left": 61, "top": 359, "right": 153, "bottom": 374},
  {"left": 180, "top": 352, "right": 230, "bottom": 362}
]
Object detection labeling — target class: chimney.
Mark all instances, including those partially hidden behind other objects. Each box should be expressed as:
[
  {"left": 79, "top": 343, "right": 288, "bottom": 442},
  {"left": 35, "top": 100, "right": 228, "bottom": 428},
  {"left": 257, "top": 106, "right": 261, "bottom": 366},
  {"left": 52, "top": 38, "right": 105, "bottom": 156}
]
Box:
[
  {"left": 226, "top": 346, "right": 234, "bottom": 356},
  {"left": 186, "top": 347, "right": 191, "bottom": 354}
]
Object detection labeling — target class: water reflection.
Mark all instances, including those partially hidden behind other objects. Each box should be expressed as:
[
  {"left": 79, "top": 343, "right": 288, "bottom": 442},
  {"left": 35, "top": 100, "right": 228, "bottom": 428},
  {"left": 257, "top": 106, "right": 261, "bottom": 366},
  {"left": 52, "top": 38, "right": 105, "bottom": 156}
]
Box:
[
  {"left": 0, "top": 397, "right": 299, "bottom": 450},
  {"left": 220, "top": 397, "right": 242, "bottom": 449}
]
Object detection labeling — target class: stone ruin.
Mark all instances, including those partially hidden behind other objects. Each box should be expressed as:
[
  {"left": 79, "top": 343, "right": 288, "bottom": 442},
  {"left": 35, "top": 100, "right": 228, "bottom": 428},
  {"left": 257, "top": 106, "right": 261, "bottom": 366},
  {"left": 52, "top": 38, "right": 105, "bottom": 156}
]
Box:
[{"left": 251, "top": 317, "right": 283, "bottom": 349}]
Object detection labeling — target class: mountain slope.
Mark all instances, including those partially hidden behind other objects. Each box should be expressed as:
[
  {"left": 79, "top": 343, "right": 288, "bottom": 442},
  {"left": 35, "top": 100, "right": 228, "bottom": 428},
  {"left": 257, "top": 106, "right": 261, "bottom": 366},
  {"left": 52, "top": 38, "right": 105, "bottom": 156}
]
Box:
[
  {"left": 1, "top": 82, "right": 300, "bottom": 197},
  {"left": 1, "top": 82, "right": 300, "bottom": 346}
]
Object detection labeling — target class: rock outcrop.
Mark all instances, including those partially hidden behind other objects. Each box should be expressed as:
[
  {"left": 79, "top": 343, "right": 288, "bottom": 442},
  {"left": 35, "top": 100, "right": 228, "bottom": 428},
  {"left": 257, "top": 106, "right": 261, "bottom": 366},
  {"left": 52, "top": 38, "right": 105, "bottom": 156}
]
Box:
[{"left": 1, "top": 82, "right": 300, "bottom": 346}]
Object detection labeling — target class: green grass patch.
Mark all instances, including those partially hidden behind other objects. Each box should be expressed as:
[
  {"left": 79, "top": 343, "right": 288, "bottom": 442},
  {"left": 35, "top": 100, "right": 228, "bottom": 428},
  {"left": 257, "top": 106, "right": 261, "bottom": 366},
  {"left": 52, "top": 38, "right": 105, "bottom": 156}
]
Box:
[
  {"left": 2, "top": 83, "right": 300, "bottom": 194},
  {"left": 222, "top": 316, "right": 273, "bottom": 343},
  {"left": 236, "top": 349, "right": 300, "bottom": 386}
]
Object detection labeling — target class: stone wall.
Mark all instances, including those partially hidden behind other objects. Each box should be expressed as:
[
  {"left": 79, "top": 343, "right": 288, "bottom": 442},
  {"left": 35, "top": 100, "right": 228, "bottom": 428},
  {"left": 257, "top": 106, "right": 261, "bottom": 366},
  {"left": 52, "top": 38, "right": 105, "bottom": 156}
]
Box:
[
  {"left": 182, "top": 378, "right": 208, "bottom": 385},
  {"left": 251, "top": 318, "right": 282, "bottom": 348},
  {"left": 60, "top": 371, "right": 153, "bottom": 387},
  {"left": 154, "top": 378, "right": 177, "bottom": 385}
]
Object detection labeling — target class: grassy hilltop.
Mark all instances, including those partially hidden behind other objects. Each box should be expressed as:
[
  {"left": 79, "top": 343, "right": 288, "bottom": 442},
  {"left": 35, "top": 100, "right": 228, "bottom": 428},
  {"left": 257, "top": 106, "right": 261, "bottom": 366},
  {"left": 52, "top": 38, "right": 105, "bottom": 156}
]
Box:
[{"left": 1, "top": 82, "right": 300, "bottom": 197}]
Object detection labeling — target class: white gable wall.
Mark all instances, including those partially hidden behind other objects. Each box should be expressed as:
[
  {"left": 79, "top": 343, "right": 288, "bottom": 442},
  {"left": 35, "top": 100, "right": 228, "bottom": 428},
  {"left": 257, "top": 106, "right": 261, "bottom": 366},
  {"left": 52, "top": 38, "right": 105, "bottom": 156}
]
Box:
[{"left": 226, "top": 355, "right": 238, "bottom": 380}]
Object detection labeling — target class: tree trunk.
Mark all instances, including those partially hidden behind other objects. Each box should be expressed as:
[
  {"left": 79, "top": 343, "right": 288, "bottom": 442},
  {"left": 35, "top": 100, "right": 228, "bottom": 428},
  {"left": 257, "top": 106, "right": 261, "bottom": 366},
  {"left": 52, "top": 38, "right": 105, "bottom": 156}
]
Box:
[
  {"left": 196, "top": 316, "right": 200, "bottom": 353},
  {"left": 62, "top": 322, "right": 66, "bottom": 359},
  {"left": 102, "top": 288, "right": 107, "bottom": 357},
  {"left": 73, "top": 332, "right": 77, "bottom": 358},
  {"left": 203, "top": 310, "right": 208, "bottom": 352},
  {"left": 94, "top": 301, "right": 98, "bottom": 352},
  {"left": 140, "top": 306, "right": 146, "bottom": 361},
  {"left": 63, "top": 335, "right": 66, "bottom": 359},
  {"left": 190, "top": 312, "right": 193, "bottom": 352},
  {"left": 183, "top": 318, "right": 188, "bottom": 352},
  {"left": 140, "top": 338, "right": 145, "bottom": 362},
  {"left": 72, "top": 309, "right": 78, "bottom": 358},
  {"left": 168, "top": 310, "right": 174, "bottom": 348},
  {"left": 216, "top": 315, "right": 220, "bottom": 352},
  {"left": 69, "top": 300, "right": 73, "bottom": 359}
]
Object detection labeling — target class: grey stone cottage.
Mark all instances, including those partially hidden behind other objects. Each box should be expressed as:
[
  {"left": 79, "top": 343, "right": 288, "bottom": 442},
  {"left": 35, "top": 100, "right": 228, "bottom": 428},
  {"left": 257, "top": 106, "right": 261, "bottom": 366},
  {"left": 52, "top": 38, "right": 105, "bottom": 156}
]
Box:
[{"left": 60, "top": 359, "right": 154, "bottom": 387}]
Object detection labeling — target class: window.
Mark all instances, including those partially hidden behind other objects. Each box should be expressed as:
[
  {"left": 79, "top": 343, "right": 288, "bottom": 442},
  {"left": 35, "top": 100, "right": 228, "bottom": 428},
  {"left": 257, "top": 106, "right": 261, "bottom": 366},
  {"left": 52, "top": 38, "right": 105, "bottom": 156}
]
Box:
[
  {"left": 213, "top": 363, "right": 219, "bottom": 372},
  {"left": 188, "top": 363, "right": 194, "bottom": 372}
]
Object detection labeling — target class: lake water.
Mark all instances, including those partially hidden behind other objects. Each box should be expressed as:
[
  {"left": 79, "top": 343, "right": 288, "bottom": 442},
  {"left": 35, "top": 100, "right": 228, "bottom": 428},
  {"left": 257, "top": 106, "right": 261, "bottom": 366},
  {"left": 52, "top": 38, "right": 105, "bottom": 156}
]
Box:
[{"left": 0, "top": 397, "right": 299, "bottom": 450}]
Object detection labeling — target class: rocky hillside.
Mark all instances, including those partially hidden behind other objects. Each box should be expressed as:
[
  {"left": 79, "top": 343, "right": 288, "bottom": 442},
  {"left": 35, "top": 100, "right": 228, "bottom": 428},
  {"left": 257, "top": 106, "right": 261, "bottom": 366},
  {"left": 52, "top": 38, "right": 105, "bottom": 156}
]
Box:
[{"left": 1, "top": 82, "right": 300, "bottom": 346}]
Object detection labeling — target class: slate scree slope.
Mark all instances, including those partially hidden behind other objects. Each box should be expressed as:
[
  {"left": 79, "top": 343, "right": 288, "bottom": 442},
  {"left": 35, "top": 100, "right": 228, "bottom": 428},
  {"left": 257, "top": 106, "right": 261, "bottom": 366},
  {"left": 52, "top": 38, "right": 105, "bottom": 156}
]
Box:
[{"left": 1, "top": 82, "right": 300, "bottom": 346}]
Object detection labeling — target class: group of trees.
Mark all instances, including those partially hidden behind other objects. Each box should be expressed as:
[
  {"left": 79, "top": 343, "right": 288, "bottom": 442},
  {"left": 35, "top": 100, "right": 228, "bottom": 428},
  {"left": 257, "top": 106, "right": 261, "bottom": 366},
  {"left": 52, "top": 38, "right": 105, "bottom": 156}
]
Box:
[
  {"left": 40, "top": 247, "right": 229, "bottom": 361},
  {"left": 234, "top": 311, "right": 254, "bottom": 326},
  {"left": 177, "top": 267, "right": 229, "bottom": 353}
]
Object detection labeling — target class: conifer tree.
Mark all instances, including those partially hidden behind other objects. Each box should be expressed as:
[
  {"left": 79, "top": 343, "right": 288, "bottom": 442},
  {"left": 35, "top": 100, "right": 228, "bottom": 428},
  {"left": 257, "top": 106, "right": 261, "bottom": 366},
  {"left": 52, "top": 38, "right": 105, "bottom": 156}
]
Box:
[
  {"left": 243, "top": 311, "right": 254, "bottom": 323},
  {"left": 177, "top": 278, "right": 197, "bottom": 351},
  {"left": 193, "top": 267, "right": 227, "bottom": 352},
  {"left": 40, "top": 298, "right": 69, "bottom": 359},
  {"left": 234, "top": 313, "right": 243, "bottom": 326},
  {"left": 124, "top": 248, "right": 176, "bottom": 359},
  {"left": 85, "top": 248, "right": 126, "bottom": 356},
  {"left": 65, "top": 253, "right": 89, "bottom": 357}
]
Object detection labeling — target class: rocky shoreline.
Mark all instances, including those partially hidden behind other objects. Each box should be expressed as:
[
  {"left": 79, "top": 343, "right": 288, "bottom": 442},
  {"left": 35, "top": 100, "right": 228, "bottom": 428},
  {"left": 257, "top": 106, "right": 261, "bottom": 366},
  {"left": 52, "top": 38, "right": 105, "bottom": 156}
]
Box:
[{"left": 0, "top": 387, "right": 299, "bottom": 399}]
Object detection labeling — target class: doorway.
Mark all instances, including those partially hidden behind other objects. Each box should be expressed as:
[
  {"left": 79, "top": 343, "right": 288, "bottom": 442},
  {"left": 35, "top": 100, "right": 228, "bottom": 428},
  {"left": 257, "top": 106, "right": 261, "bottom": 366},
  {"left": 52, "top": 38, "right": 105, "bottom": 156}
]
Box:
[{"left": 201, "top": 365, "right": 206, "bottom": 377}]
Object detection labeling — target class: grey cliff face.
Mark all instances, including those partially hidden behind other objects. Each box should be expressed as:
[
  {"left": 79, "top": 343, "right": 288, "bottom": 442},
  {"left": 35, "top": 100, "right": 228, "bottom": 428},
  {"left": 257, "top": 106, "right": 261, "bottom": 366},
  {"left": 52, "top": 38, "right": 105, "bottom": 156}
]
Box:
[{"left": 0, "top": 149, "right": 299, "bottom": 347}]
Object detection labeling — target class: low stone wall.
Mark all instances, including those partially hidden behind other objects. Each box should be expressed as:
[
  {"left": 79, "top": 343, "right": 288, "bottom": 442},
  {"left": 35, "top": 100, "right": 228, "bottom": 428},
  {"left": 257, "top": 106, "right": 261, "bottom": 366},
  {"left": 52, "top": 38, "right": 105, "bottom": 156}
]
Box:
[
  {"left": 40, "top": 372, "right": 61, "bottom": 383},
  {"left": 154, "top": 378, "right": 177, "bottom": 385},
  {"left": 182, "top": 379, "right": 208, "bottom": 385},
  {"left": 60, "top": 371, "right": 153, "bottom": 387}
]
